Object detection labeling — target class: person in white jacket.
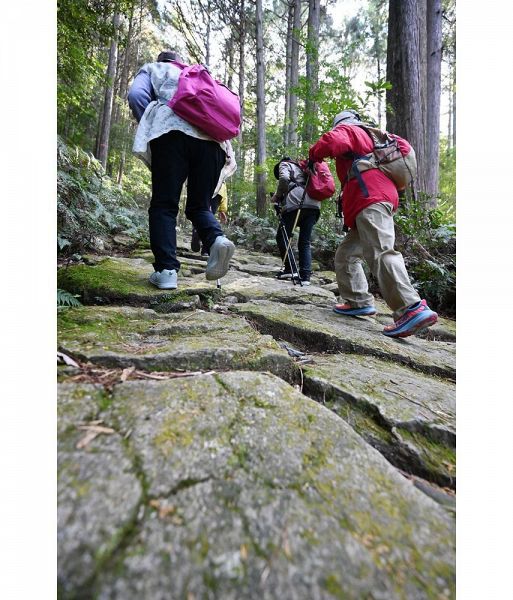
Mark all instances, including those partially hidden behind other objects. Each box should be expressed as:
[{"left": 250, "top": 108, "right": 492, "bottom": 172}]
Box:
[{"left": 128, "top": 50, "right": 236, "bottom": 289}]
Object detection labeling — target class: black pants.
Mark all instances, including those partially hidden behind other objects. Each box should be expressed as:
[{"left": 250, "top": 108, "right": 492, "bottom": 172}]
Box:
[
  {"left": 149, "top": 130, "right": 225, "bottom": 272},
  {"left": 276, "top": 208, "right": 320, "bottom": 279}
]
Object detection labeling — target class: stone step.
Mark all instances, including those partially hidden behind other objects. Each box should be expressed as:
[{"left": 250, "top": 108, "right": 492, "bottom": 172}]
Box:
[
  {"left": 301, "top": 354, "right": 455, "bottom": 488},
  {"left": 231, "top": 300, "right": 456, "bottom": 381},
  {"left": 58, "top": 373, "right": 455, "bottom": 599},
  {"left": 58, "top": 306, "right": 297, "bottom": 380}
]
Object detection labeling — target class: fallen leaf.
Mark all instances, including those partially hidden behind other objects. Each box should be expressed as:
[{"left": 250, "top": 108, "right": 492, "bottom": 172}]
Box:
[
  {"left": 120, "top": 366, "right": 136, "bottom": 382},
  {"left": 77, "top": 425, "right": 115, "bottom": 434},
  {"left": 76, "top": 423, "right": 115, "bottom": 449},
  {"left": 240, "top": 544, "right": 248, "bottom": 561}
]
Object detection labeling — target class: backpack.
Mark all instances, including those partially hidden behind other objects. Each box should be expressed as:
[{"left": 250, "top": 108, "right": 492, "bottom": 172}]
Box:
[
  {"left": 167, "top": 63, "right": 241, "bottom": 142},
  {"left": 297, "top": 159, "right": 336, "bottom": 201},
  {"left": 345, "top": 125, "right": 417, "bottom": 197}
]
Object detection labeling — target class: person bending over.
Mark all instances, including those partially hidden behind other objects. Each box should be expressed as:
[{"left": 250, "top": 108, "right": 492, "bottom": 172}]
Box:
[{"left": 128, "top": 49, "right": 236, "bottom": 289}]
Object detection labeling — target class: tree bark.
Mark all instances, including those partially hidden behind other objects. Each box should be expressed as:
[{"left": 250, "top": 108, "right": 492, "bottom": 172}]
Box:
[
  {"left": 284, "top": 1, "right": 293, "bottom": 148},
  {"left": 236, "top": 0, "right": 246, "bottom": 181},
  {"left": 425, "top": 0, "right": 442, "bottom": 203},
  {"left": 386, "top": 0, "right": 426, "bottom": 193},
  {"left": 303, "top": 0, "right": 320, "bottom": 144},
  {"left": 289, "top": 0, "right": 301, "bottom": 149},
  {"left": 255, "top": 0, "right": 267, "bottom": 216},
  {"left": 97, "top": 11, "right": 121, "bottom": 169}
]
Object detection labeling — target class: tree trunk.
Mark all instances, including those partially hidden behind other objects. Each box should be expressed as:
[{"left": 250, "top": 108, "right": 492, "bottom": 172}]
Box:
[
  {"left": 97, "top": 11, "right": 121, "bottom": 169},
  {"left": 236, "top": 0, "right": 246, "bottom": 181},
  {"left": 284, "top": 1, "right": 293, "bottom": 148},
  {"left": 289, "top": 0, "right": 301, "bottom": 149},
  {"left": 447, "top": 79, "right": 452, "bottom": 153},
  {"left": 386, "top": 0, "right": 426, "bottom": 193},
  {"left": 425, "top": 0, "right": 442, "bottom": 203},
  {"left": 255, "top": 0, "right": 267, "bottom": 216},
  {"left": 205, "top": 0, "right": 211, "bottom": 66},
  {"left": 452, "top": 60, "right": 456, "bottom": 149},
  {"left": 303, "top": 0, "right": 320, "bottom": 144}
]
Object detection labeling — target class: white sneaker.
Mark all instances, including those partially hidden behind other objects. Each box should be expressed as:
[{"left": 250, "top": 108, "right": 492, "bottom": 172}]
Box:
[
  {"left": 205, "top": 236, "right": 235, "bottom": 280},
  {"left": 300, "top": 280, "right": 311, "bottom": 286},
  {"left": 149, "top": 269, "right": 178, "bottom": 289}
]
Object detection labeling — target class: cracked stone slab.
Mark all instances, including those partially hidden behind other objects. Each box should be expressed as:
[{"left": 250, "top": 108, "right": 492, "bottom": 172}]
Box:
[
  {"left": 57, "top": 382, "right": 107, "bottom": 435},
  {"left": 231, "top": 300, "right": 456, "bottom": 381},
  {"left": 58, "top": 383, "right": 143, "bottom": 596},
  {"left": 57, "top": 306, "right": 297, "bottom": 378},
  {"left": 222, "top": 276, "right": 337, "bottom": 307},
  {"left": 302, "top": 354, "right": 456, "bottom": 487},
  {"left": 88, "top": 372, "right": 454, "bottom": 599}
]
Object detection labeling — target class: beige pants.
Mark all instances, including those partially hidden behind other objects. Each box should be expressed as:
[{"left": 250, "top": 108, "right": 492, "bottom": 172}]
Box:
[{"left": 334, "top": 202, "right": 420, "bottom": 320}]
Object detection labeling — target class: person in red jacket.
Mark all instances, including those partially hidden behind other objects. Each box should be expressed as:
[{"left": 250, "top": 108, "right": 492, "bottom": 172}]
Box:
[{"left": 308, "top": 109, "right": 438, "bottom": 338}]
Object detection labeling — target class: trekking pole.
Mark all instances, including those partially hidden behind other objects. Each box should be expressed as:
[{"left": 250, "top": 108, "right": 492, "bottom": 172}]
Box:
[
  {"left": 280, "top": 170, "right": 312, "bottom": 285},
  {"left": 216, "top": 279, "right": 221, "bottom": 289},
  {"left": 275, "top": 204, "right": 302, "bottom": 286}
]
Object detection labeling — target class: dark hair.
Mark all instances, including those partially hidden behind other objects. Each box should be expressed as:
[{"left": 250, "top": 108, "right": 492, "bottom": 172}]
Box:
[
  {"left": 274, "top": 156, "right": 292, "bottom": 180},
  {"left": 157, "top": 50, "right": 182, "bottom": 63}
]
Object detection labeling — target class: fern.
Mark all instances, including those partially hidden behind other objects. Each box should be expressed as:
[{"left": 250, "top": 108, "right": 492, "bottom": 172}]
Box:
[{"left": 57, "top": 288, "right": 82, "bottom": 307}]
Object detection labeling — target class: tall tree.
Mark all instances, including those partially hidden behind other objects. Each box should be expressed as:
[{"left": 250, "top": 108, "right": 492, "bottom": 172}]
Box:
[
  {"left": 255, "top": 0, "right": 267, "bottom": 216},
  {"left": 386, "top": 0, "right": 427, "bottom": 194},
  {"left": 425, "top": 0, "right": 442, "bottom": 201},
  {"left": 303, "top": 0, "right": 320, "bottom": 143},
  {"left": 289, "top": 0, "right": 302, "bottom": 149},
  {"left": 97, "top": 11, "right": 121, "bottom": 169},
  {"left": 283, "top": 1, "right": 294, "bottom": 147}
]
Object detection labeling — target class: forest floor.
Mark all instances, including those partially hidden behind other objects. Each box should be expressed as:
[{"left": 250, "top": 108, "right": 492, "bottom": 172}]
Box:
[{"left": 57, "top": 232, "right": 456, "bottom": 599}]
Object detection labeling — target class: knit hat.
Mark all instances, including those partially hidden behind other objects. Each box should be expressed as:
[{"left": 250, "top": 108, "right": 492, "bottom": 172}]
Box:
[{"left": 332, "top": 109, "right": 362, "bottom": 128}]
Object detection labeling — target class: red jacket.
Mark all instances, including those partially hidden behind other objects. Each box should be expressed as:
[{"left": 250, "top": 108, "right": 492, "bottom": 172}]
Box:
[{"left": 309, "top": 124, "right": 411, "bottom": 229}]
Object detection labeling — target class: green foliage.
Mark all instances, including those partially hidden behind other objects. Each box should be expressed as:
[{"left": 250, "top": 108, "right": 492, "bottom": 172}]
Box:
[
  {"left": 57, "top": 288, "right": 82, "bottom": 308},
  {"left": 57, "top": 137, "right": 148, "bottom": 255},
  {"left": 438, "top": 140, "right": 456, "bottom": 222},
  {"left": 394, "top": 193, "right": 455, "bottom": 314}
]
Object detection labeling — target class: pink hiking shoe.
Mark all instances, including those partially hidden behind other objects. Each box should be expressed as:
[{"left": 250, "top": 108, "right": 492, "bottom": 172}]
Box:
[{"left": 383, "top": 299, "right": 438, "bottom": 338}]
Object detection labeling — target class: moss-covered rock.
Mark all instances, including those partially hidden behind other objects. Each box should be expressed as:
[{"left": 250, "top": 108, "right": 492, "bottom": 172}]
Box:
[
  {"left": 232, "top": 300, "right": 456, "bottom": 381},
  {"left": 57, "top": 384, "right": 143, "bottom": 596},
  {"left": 74, "top": 372, "right": 456, "bottom": 599},
  {"left": 222, "top": 276, "right": 336, "bottom": 307},
  {"left": 302, "top": 354, "right": 456, "bottom": 487},
  {"left": 57, "top": 306, "right": 297, "bottom": 379},
  {"left": 57, "top": 257, "right": 225, "bottom": 306}
]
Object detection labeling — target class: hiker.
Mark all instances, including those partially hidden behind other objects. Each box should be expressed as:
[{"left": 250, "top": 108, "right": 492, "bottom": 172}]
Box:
[
  {"left": 191, "top": 181, "right": 229, "bottom": 256},
  {"left": 308, "top": 109, "right": 438, "bottom": 338},
  {"left": 270, "top": 157, "right": 321, "bottom": 286},
  {"left": 127, "top": 50, "right": 236, "bottom": 290}
]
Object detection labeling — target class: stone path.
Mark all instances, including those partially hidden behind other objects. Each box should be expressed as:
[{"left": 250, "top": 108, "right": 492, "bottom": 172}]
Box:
[{"left": 58, "top": 235, "right": 456, "bottom": 599}]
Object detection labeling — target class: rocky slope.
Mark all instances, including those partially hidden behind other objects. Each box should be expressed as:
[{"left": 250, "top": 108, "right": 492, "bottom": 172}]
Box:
[{"left": 57, "top": 234, "right": 456, "bottom": 599}]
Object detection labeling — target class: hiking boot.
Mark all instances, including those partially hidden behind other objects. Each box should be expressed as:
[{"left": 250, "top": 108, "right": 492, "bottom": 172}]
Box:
[
  {"left": 205, "top": 235, "right": 235, "bottom": 280},
  {"left": 383, "top": 299, "right": 438, "bottom": 338},
  {"left": 191, "top": 228, "right": 201, "bottom": 252},
  {"left": 149, "top": 269, "right": 178, "bottom": 290},
  {"left": 333, "top": 303, "right": 376, "bottom": 316}
]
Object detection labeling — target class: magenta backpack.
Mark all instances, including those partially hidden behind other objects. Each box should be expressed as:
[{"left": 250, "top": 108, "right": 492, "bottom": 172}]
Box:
[
  {"left": 298, "top": 159, "right": 336, "bottom": 201},
  {"left": 167, "top": 63, "right": 241, "bottom": 142}
]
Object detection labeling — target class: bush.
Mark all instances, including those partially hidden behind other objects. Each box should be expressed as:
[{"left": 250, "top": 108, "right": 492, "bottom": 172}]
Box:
[
  {"left": 394, "top": 193, "right": 456, "bottom": 315},
  {"left": 57, "top": 137, "right": 148, "bottom": 255}
]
